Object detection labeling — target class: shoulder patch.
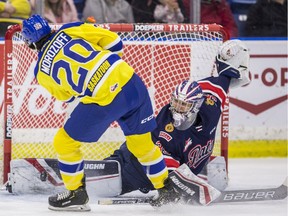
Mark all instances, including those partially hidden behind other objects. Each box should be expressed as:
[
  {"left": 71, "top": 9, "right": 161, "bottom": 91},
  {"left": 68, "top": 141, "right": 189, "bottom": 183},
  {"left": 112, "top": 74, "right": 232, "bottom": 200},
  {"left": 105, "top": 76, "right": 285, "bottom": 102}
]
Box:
[
  {"left": 165, "top": 123, "right": 174, "bottom": 132},
  {"left": 205, "top": 94, "right": 217, "bottom": 106},
  {"left": 159, "top": 131, "right": 172, "bottom": 142}
]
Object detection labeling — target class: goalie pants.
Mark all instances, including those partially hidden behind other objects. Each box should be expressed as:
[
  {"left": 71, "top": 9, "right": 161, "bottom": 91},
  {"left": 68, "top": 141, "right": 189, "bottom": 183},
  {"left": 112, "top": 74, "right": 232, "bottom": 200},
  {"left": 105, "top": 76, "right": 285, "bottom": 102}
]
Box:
[
  {"left": 53, "top": 74, "right": 168, "bottom": 190},
  {"left": 106, "top": 143, "right": 155, "bottom": 194}
]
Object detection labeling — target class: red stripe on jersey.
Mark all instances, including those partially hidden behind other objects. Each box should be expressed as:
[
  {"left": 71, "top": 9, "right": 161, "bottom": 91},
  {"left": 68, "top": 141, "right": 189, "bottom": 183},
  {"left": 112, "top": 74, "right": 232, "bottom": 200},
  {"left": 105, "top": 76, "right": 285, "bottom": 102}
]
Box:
[
  {"left": 164, "top": 156, "right": 180, "bottom": 169},
  {"left": 198, "top": 80, "right": 227, "bottom": 109}
]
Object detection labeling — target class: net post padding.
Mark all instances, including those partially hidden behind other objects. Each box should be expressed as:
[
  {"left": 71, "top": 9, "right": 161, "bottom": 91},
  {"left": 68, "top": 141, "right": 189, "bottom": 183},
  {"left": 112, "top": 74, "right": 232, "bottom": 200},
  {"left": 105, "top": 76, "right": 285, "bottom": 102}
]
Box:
[
  {"left": 1, "top": 23, "right": 230, "bottom": 184},
  {"left": 2, "top": 24, "right": 21, "bottom": 183}
]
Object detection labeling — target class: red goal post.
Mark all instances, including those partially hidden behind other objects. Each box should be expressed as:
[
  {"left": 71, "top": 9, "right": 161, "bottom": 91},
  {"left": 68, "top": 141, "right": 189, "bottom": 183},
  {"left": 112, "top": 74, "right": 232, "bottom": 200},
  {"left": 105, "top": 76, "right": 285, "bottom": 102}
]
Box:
[{"left": 0, "top": 23, "right": 230, "bottom": 184}]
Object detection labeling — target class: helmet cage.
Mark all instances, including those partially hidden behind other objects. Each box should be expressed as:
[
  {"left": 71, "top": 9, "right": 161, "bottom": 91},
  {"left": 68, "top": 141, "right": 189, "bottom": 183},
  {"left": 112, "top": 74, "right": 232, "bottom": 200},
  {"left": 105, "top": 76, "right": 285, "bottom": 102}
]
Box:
[
  {"left": 170, "top": 80, "right": 204, "bottom": 116},
  {"left": 170, "top": 96, "right": 204, "bottom": 116}
]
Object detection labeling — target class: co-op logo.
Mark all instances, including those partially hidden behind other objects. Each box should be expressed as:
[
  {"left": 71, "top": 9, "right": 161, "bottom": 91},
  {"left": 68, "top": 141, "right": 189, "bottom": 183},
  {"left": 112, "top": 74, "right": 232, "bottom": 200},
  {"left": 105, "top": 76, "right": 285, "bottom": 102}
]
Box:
[
  {"left": 239, "top": 54, "right": 287, "bottom": 87},
  {"left": 245, "top": 67, "right": 287, "bottom": 87},
  {"left": 230, "top": 54, "right": 287, "bottom": 115}
]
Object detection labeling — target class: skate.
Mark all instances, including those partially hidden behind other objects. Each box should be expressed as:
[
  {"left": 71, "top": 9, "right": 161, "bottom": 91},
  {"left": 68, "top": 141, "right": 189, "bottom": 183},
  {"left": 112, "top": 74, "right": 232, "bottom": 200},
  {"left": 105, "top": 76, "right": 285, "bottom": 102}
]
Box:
[
  {"left": 149, "top": 177, "right": 181, "bottom": 207},
  {"left": 48, "top": 182, "right": 90, "bottom": 211}
]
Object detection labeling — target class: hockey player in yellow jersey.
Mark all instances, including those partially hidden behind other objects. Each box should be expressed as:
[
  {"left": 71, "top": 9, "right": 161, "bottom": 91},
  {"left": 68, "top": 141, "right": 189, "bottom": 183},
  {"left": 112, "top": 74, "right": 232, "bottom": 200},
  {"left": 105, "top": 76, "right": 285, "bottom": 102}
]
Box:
[{"left": 21, "top": 14, "right": 180, "bottom": 211}]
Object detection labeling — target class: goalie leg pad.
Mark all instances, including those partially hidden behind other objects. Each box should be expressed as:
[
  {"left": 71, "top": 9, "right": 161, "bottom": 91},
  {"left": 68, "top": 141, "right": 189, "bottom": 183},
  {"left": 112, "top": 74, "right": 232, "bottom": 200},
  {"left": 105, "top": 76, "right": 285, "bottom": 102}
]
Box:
[
  {"left": 197, "top": 156, "right": 229, "bottom": 191},
  {"left": 206, "top": 156, "right": 228, "bottom": 191},
  {"left": 9, "top": 158, "right": 122, "bottom": 197},
  {"left": 169, "top": 164, "right": 221, "bottom": 205}
]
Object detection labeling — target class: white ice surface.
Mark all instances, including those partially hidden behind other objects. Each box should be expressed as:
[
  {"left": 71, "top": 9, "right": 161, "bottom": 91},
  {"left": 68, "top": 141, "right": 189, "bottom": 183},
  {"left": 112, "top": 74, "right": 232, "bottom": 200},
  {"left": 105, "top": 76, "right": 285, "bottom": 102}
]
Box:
[{"left": 0, "top": 158, "right": 287, "bottom": 216}]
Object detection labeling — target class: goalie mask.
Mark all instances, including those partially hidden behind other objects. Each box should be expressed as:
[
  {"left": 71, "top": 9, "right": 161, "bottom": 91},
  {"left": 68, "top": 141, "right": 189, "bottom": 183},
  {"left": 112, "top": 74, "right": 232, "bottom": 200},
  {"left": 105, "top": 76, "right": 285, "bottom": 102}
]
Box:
[
  {"left": 22, "top": 14, "right": 51, "bottom": 49},
  {"left": 170, "top": 80, "right": 204, "bottom": 130}
]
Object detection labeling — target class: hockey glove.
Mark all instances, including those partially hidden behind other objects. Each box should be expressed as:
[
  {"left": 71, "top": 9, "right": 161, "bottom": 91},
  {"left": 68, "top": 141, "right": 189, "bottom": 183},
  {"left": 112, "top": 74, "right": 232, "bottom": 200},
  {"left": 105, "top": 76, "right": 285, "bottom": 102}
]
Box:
[{"left": 217, "top": 40, "right": 251, "bottom": 88}]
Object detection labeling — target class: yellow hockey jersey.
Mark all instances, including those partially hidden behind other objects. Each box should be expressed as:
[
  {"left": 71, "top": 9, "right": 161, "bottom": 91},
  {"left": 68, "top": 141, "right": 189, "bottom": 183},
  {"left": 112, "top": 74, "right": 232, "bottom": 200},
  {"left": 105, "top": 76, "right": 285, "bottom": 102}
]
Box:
[{"left": 35, "top": 22, "right": 134, "bottom": 106}]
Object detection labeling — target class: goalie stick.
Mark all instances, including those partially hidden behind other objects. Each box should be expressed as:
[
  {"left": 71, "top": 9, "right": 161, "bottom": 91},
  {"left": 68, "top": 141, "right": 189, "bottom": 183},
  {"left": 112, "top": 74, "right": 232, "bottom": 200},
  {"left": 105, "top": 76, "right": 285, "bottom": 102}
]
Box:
[{"left": 98, "top": 177, "right": 287, "bottom": 205}]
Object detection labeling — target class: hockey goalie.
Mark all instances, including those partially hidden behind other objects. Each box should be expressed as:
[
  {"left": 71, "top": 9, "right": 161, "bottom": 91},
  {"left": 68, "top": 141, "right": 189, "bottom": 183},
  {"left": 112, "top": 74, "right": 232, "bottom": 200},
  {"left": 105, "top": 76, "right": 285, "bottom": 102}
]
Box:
[{"left": 7, "top": 39, "right": 250, "bottom": 207}]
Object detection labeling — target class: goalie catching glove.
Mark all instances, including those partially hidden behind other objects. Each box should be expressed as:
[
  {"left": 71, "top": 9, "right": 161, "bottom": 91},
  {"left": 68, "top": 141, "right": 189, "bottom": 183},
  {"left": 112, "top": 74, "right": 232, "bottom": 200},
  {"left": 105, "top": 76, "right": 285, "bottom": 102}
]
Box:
[{"left": 216, "top": 39, "right": 251, "bottom": 88}]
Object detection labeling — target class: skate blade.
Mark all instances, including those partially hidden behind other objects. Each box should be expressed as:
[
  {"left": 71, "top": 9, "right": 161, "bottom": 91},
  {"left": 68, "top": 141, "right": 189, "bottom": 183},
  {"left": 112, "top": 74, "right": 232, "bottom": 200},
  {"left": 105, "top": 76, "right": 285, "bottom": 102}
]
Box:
[{"left": 48, "top": 204, "right": 91, "bottom": 212}]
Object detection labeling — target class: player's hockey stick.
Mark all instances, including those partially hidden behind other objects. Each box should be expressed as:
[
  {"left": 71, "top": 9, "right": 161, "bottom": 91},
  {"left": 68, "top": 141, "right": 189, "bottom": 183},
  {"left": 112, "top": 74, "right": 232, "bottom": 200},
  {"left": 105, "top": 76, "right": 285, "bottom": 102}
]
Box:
[
  {"left": 98, "top": 177, "right": 287, "bottom": 205},
  {"left": 98, "top": 196, "right": 152, "bottom": 205}
]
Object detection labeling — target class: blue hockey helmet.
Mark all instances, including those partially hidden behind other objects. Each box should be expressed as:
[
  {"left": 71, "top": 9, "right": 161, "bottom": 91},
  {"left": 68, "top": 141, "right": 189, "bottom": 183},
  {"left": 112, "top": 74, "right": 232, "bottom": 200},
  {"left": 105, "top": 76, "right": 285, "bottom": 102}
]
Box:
[
  {"left": 171, "top": 80, "right": 204, "bottom": 115},
  {"left": 22, "top": 14, "right": 51, "bottom": 45},
  {"left": 170, "top": 80, "right": 205, "bottom": 129}
]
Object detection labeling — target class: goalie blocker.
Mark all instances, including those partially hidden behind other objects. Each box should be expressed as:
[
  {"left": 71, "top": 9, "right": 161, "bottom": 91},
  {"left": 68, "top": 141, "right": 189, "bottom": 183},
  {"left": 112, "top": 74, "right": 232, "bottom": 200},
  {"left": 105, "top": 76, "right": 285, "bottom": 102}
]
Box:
[{"left": 7, "top": 157, "right": 227, "bottom": 204}]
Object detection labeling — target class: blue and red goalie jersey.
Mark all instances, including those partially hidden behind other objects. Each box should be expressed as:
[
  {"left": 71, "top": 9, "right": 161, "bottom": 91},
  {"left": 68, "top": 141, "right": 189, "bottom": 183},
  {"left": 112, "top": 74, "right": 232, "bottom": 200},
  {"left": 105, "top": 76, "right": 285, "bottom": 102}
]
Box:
[{"left": 152, "top": 75, "right": 230, "bottom": 175}]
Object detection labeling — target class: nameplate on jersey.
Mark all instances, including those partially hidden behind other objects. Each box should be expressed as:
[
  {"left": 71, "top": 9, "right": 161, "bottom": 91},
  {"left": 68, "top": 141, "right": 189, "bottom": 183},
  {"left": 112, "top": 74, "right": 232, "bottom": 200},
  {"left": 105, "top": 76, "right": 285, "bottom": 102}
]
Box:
[
  {"left": 40, "top": 32, "right": 72, "bottom": 75},
  {"left": 85, "top": 54, "right": 120, "bottom": 95}
]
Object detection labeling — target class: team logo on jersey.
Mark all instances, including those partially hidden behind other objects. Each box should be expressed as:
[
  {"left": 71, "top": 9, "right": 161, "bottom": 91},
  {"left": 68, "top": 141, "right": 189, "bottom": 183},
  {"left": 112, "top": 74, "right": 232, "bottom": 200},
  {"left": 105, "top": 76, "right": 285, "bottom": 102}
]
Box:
[
  {"left": 165, "top": 123, "right": 174, "bottom": 132},
  {"left": 159, "top": 131, "right": 172, "bottom": 142},
  {"left": 110, "top": 83, "right": 119, "bottom": 92},
  {"left": 205, "top": 95, "right": 217, "bottom": 106},
  {"left": 186, "top": 139, "right": 214, "bottom": 169}
]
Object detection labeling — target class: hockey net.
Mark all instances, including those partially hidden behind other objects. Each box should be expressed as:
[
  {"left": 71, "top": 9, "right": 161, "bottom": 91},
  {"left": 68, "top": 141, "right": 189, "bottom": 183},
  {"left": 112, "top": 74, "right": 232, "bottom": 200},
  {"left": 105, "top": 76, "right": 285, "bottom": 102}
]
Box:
[{"left": 0, "top": 23, "right": 230, "bottom": 184}]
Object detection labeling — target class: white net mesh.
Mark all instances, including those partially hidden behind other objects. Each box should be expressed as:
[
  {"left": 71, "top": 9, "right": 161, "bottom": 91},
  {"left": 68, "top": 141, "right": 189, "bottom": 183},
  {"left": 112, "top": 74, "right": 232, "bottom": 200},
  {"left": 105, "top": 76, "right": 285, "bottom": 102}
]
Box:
[{"left": 0, "top": 23, "right": 228, "bottom": 184}]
